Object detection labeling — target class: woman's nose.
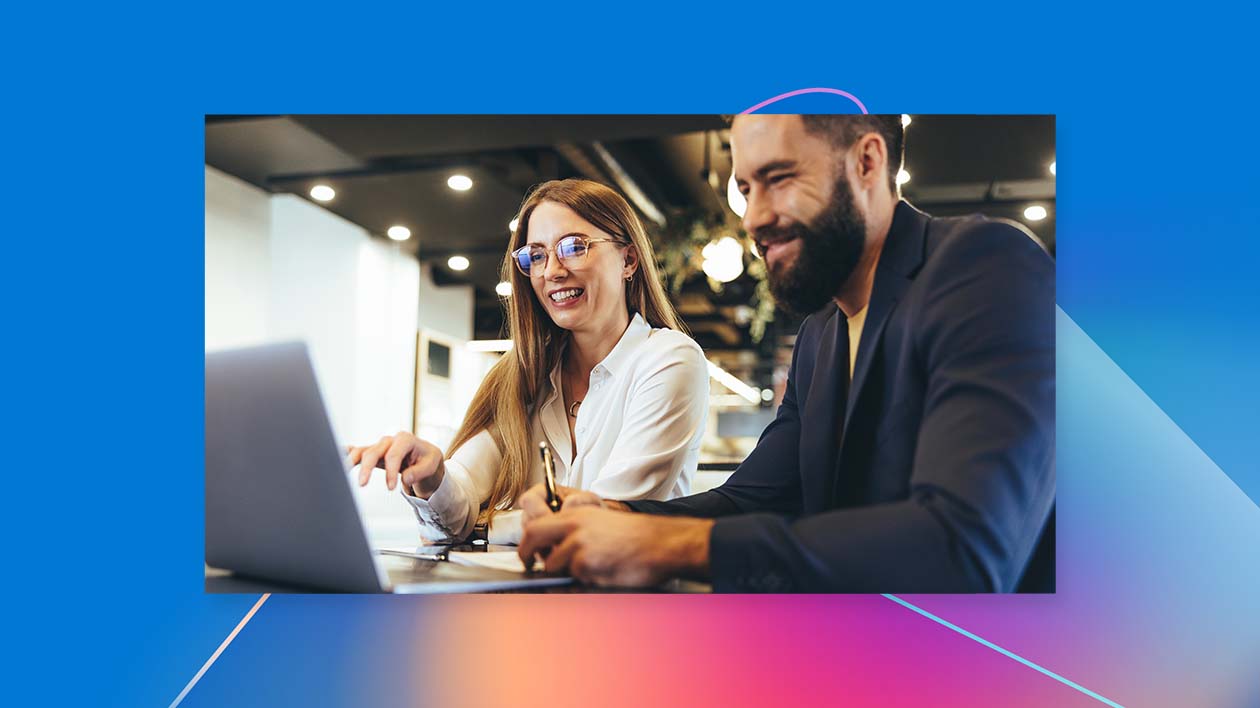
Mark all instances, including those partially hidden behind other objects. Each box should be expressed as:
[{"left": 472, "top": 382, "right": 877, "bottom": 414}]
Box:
[{"left": 543, "top": 250, "right": 569, "bottom": 280}]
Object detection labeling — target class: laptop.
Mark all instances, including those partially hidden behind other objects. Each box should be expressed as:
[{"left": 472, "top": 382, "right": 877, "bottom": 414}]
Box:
[{"left": 205, "top": 341, "right": 571, "bottom": 594}]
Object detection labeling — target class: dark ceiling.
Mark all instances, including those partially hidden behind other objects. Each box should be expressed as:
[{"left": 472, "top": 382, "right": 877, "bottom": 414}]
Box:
[{"left": 205, "top": 114, "right": 1055, "bottom": 391}]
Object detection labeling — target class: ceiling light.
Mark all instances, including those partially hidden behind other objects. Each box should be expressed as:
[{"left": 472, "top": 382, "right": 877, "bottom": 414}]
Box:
[
  {"left": 447, "top": 255, "right": 470, "bottom": 271},
  {"left": 701, "top": 236, "right": 745, "bottom": 283},
  {"left": 310, "top": 185, "right": 335, "bottom": 202},
  {"left": 1024, "top": 205, "right": 1048, "bottom": 221},
  {"left": 1049, "top": 161, "right": 1056, "bottom": 176},
  {"left": 387, "top": 225, "right": 411, "bottom": 241},
  {"left": 896, "top": 169, "right": 911, "bottom": 186},
  {"left": 702, "top": 257, "right": 743, "bottom": 283},
  {"left": 702, "top": 236, "right": 743, "bottom": 261},
  {"left": 901, "top": 114, "right": 912, "bottom": 127},
  {"left": 495, "top": 281, "right": 513, "bottom": 297},
  {"left": 447, "top": 174, "right": 473, "bottom": 191},
  {"left": 726, "top": 173, "right": 747, "bottom": 218},
  {"left": 760, "top": 388, "right": 775, "bottom": 402},
  {"left": 509, "top": 218, "right": 519, "bottom": 232}
]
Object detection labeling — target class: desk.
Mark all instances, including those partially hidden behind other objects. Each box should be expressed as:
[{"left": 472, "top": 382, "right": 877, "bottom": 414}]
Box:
[{"left": 205, "top": 554, "right": 712, "bottom": 594}]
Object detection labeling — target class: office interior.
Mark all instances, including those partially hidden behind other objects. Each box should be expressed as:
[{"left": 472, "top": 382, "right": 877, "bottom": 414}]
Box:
[{"left": 204, "top": 114, "right": 1055, "bottom": 544}]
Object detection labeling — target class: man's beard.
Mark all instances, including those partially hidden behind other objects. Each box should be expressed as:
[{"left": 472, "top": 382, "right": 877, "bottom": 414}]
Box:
[{"left": 757, "top": 172, "right": 867, "bottom": 315}]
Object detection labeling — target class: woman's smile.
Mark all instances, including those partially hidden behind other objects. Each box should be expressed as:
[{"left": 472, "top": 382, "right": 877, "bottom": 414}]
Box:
[{"left": 546, "top": 286, "right": 586, "bottom": 308}]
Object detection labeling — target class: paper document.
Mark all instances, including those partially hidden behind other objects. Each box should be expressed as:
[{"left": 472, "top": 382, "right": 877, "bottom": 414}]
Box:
[
  {"left": 449, "top": 550, "right": 544, "bottom": 574},
  {"left": 376, "top": 546, "right": 448, "bottom": 561}
]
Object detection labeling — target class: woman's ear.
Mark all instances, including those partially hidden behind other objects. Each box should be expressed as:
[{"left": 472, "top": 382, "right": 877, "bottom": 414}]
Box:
[{"left": 622, "top": 245, "right": 640, "bottom": 279}]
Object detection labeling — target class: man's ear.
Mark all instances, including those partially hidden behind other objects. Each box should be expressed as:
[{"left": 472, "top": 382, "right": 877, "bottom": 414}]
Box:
[{"left": 855, "top": 132, "right": 889, "bottom": 190}]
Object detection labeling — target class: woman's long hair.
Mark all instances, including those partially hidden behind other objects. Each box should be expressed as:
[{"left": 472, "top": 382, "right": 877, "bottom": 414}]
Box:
[{"left": 446, "top": 179, "right": 685, "bottom": 524}]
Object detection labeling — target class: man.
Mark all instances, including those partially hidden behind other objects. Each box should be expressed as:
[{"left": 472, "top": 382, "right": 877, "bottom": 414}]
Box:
[{"left": 517, "top": 114, "right": 1055, "bottom": 592}]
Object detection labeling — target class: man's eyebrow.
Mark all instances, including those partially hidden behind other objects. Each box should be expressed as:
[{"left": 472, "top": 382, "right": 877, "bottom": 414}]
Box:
[{"left": 750, "top": 160, "right": 798, "bottom": 181}]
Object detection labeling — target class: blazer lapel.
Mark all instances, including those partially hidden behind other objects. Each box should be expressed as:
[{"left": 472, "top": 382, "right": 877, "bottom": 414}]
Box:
[
  {"left": 798, "top": 310, "right": 847, "bottom": 514},
  {"left": 838, "top": 201, "right": 929, "bottom": 463}
]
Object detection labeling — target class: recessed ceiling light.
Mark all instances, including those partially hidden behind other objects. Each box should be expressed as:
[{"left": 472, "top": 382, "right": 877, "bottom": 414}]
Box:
[
  {"left": 387, "top": 225, "right": 411, "bottom": 241},
  {"left": 1024, "top": 205, "right": 1048, "bottom": 221},
  {"left": 760, "top": 388, "right": 774, "bottom": 402},
  {"left": 1049, "top": 161, "right": 1056, "bottom": 176},
  {"left": 896, "top": 169, "right": 911, "bottom": 186},
  {"left": 447, "top": 255, "right": 470, "bottom": 271},
  {"left": 447, "top": 174, "right": 473, "bottom": 191},
  {"left": 509, "top": 218, "right": 519, "bottom": 232},
  {"left": 495, "top": 281, "right": 513, "bottom": 297},
  {"left": 901, "top": 114, "right": 912, "bottom": 127},
  {"left": 310, "top": 185, "right": 335, "bottom": 202}
]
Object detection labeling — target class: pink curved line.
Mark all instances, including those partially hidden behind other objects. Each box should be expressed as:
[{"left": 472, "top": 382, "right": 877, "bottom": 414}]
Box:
[{"left": 741, "top": 87, "right": 868, "bottom": 114}]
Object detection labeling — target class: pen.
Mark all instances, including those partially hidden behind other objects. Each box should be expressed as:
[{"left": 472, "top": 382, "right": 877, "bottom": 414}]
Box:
[{"left": 539, "top": 441, "right": 561, "bottom": 513}]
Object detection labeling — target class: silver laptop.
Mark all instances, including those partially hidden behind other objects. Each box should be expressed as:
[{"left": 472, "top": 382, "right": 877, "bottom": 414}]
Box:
[{"left": 205, "top": 341, "right": 570, "bottom": 593}]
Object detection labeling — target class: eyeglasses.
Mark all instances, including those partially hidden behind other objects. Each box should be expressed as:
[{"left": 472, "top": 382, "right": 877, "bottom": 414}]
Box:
[{"left": 511, "top": 235, "right": 626, "bottom": 277}]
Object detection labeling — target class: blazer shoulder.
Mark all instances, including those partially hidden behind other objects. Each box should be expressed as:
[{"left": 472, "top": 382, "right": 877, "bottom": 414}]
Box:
[
  {"left": 917, "top": 211, "right": 1053, "bottom": 289},
  {"left": 927, "top": 211, "right": 1053, "bottom": 264}
]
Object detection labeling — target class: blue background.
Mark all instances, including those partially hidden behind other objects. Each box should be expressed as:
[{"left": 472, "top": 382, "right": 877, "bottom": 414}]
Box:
[{"left": 4, "top": 2, "right": 1257, "bottom": 705}]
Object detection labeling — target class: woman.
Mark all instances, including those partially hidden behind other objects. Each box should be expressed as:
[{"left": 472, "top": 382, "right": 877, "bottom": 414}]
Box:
[{"left": 350, "top": 179, "right": 709, "bottom": 544}]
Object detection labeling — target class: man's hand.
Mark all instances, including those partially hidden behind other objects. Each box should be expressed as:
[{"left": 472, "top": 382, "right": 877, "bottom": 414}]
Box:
[
  {"left": 518, "top": 483, "right": 629, "bottom": 525},
  {"left": 517, "top": 506, "right": 713, "bottom": 588},
  {"left": 347, "top": 431, "right": 445, "bottom": 497}
]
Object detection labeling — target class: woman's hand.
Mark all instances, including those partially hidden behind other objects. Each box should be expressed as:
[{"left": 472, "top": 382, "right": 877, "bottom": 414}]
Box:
[
  {"left": 518, "top": 483, "right": 627, "bottom": 525},
  {"left": 347, "top": 431, "right": 445, "bottom": 498}
]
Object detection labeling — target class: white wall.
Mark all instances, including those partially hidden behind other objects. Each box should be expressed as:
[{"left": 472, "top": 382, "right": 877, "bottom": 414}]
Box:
[
  {"left": 266, "top": 194, "right": 422, "bottom": 446},
  {"left": 417, "top": 263, "right": 473, "bottom": 340},
  {"left": 205, "top": 166, "right": 427, "bottom": 542},
  {"left": 205, "top": 168, "right": 270, "bottom": 350},
  {"left": 412, "top": 264, "right": 485, "bottom": 450}
]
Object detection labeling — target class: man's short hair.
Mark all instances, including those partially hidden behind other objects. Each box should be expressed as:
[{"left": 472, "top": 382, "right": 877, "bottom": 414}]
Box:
[{"left": 799, "top": 115, "right": 905, "bottom": 194}]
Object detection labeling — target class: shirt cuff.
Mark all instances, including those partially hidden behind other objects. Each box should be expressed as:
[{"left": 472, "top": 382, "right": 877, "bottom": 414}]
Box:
[
  {"left": 401, "top": 471, "right": 472, "bottom": 542},
  {"left": 710, "top": 513, "right": 796, "bottom": 592},
  {"left": 487, "top": 509, "right": 524, "bottom": 545}
]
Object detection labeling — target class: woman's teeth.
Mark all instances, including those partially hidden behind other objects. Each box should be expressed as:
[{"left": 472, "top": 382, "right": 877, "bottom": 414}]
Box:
[{"left": 550, "top": 288, "right": 584, "bottom": 303}]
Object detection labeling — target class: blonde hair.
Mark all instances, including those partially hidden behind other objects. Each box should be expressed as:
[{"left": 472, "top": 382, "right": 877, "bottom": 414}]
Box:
[{"left": 446, "top": 179, "right": 685, "bottom": 524}]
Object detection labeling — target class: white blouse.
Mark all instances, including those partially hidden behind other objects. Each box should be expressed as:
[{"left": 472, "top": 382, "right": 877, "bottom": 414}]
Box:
[{"left": 402, "top": 313, "right": 710, "bottom": 544}]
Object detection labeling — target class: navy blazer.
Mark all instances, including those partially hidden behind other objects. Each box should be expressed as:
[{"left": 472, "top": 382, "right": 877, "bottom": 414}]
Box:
[{"left": 628, "top": 201, "right": 1056, "bottom": 592}]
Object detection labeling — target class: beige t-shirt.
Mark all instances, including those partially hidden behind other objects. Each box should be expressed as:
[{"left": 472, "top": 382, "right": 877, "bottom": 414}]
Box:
[{"left": 847, "top": 304, "right": 868, "bottom": 378}]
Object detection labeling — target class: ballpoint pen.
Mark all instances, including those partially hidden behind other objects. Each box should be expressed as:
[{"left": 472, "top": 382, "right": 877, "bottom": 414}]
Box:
[{"left": 539, "top": 441, "right": 562, "bottom": 513}]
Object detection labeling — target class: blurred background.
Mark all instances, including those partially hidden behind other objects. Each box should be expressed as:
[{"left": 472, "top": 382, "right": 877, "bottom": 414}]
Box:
[{"left": 204, "top": 114, "right": 1054, "bottom": 537}]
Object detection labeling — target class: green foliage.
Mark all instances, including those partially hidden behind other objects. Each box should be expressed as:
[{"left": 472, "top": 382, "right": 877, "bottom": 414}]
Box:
[{"left": 651, "top": 208, "right": 776, "bottom": 343}]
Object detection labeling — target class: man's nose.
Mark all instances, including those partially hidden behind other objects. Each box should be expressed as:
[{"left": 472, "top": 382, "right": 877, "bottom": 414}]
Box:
[{"left": 741, "top": 188, "right": 776, "bottom": 236}]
